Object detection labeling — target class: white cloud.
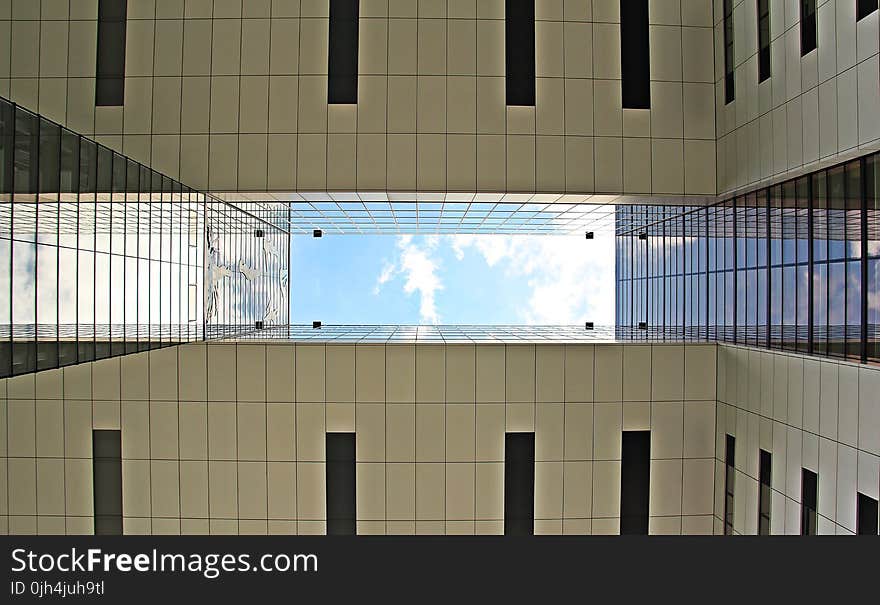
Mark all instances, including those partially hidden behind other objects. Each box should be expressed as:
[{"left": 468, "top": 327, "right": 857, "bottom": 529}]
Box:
[
  {"left": 375, "top": 233, "right": 615, "bottom": 326},
  {"left": 373, "top": 260, "right": 397, "bottom": 295},
  {"left": 396, "top": 235, "right": 443, "bottom": 324},
  {"left": 451, "top": 234, "right": 615, "bottom": 325}
]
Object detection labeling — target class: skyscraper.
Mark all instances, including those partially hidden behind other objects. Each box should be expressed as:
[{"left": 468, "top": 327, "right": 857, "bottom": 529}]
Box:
[{"left": 0, "top": 0, "right": 877, "bottom": 537}]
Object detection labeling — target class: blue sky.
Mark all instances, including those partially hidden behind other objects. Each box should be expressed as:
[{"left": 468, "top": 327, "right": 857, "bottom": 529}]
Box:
[{"left": 289, "top": 233, "right": 616, "bottom": 325}]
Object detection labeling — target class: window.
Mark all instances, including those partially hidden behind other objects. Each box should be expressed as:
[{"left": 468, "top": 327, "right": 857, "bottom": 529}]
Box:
[
  {"left": 504, "top": 433, "right": 535, "bottom": 535},
  {"left": 621, "top": 0, "right": 651, "bottom": 108},
  {"left": 857, "top": 0, "right": 878, "bottom": 21},
  {"left": 857, "top": 493, "right": 879, "bottom": 535},
  {"left": 801, "top": 469, "right": 818, "bottom": 535},
  {"left": 326, "top": 433, "right": 356, "bottom": 535},
  {"left": 723, "top": 0, "right": 735, "bottom": 103},
  {"left": 620, "top": 431, "right": 651, "bottom": 534},
  {"left": 327, "top": 0, "right": 359, "bottom": 104},
  {"left": 758, "top": 0, "right": 771, "bottom": 81},
  {"left": 724, "top": 434, "right": 735, "bottom": 534},
  {"left": 93, "top": 430, "right": 123, "bottom": 535},
  {"left": 95, "top": 0, "right": 127, "bottom": 106},
  {"left": 758, "top": 449, "right": 772, "bottom": 535},
  {"left": 800, "top": 0, "right": 817, "bottom": 55},
  {"left": 505, "top": 0, "right": 536, "bottom": 106}
]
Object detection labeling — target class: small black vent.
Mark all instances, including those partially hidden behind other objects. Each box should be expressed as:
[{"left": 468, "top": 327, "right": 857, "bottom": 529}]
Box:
[
  {"left": 313, "top": 229, "right": 323, "bottom": 238},
  {"left": 585, "top": 231, "right": 594, "bottom": 240},
  {"left": 254, "top": 229, "right": 264, "bottom": 238},
  {"left": 638, "top": 232, "right": 647, "bottom": 240},
  {"left": 638, "top": 321, "right": 647, "bottom": 330},
  {"left": 313, "top": 321, "right": 322, "bottom": 329},
  {"left": 255, "top": 321, "right": 264, "bottom": 330},
  {"left": 585, "top": 322, "right": 594, "bottom": 330}
]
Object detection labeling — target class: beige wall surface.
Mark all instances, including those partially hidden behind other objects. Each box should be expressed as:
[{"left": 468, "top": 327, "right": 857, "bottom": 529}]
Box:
[
  {"left": 0, "top": 341, "right": 718, "bottom": 535},
  {"left": 0, "top": 0, "right": 717, "bottom": 196},
  {"left": 714, "top": 0, "right": 880, "bottom": 195},
  {"left": 714, "top": 344, "right": 880, "bottom": 534}
]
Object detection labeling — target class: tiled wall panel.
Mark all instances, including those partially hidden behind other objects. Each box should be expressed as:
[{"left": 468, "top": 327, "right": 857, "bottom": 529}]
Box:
[
  {"left": 714, "top": 343, "right": 880, "bottom": 534},
  {"left": 0, "top": 1, "right": 716, "bottom": 196},
  {"left": 0, "top": 341, "right": 717, "bottom": 535},
  {"left": 716, "top": 0, "right": 880, "bottom": 195}
]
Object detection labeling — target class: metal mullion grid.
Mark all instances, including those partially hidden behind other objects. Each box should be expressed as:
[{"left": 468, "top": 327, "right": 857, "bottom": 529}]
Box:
[
  {"left": 861, "top": 157, "right": 869, "bottom": 363},
  {"left": 807, "top": 175, "right": 815, "bottom": 356},
  {"left": 764, "top": 189, "right": 771, "bottom": 349},
  {"left": 661, "top": 209, "right": 667, "bottom": 339},
  {"left": 136, "top": 175, "right": 146, "bottom": 349},
  {"left": 119, "top": 157, "right": 128, "bottom": 355},
  {"left": 50, "top": 125, "right": 62, "bottom": 369},
  {"left": 174, "top": 185, "right": 182, "bottom": 343},
  {"left": 732, "top": 196, "right": 738, "bottom": 345}
]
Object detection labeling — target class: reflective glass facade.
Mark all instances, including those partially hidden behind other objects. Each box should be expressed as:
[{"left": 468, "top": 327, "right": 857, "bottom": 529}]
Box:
[
  {"left": 0, "top": 97, "right": 289, "bottom": 377},
  {"left": 616, "top": 153, "right": 880, "bottom": 364}
]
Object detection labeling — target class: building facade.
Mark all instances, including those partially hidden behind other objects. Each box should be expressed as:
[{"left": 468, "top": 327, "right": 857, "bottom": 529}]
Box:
[{"left": 1, "top": 0, "right": 879, "bottom": 535}]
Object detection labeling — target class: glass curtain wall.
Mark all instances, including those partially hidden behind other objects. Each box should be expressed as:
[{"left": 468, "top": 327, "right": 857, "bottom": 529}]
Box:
[
  {"left": 616, "top": 152, "right": 880, "bottom": 364},
  {"left": 0, "top": 97, "right": 289, "bottom": 377}
]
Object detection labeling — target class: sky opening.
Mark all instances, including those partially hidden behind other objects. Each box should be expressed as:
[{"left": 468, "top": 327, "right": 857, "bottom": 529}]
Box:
[{"left": 289, "top": 233, "right": 615, "bottom": 326}]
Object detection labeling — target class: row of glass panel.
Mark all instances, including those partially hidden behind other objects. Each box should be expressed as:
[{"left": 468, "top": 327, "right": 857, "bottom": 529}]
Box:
[
  {"left": 0, "top": 97, "right": 289, "bottom": 377},
  {"left": 615, "top": 152, "right": 880, "bottom": 363}
]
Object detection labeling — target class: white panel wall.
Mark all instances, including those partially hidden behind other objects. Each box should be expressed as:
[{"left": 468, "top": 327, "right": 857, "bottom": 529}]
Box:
[
  {"left": 0, "top": 0, "right": 716, "bottom": 196},
  {"left": 0, "top": 341, "right": 718, "bottom": 535},
  {"left": 715, "top": 0, "right": 880, "bottom": 195},
  {"left": 715, "top": 344, "right": 880, "bottom": 534}
]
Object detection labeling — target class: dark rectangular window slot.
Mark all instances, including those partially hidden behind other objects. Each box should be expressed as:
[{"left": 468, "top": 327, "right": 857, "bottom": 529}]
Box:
[
  {"left": 858, "top": 0, "right": 878, "bottom": 21},
  {"left": 620, "top": 0, "right": 650, "bottom": 108},
  {"left": 313, "top": 229, "right": 323, "bottom": 238},
  {"left": 724, "top": 434, "right": 735, "bottom": 535},
  {"left": 504, "top": 432, "right": 535, "bottom": 535},
  {"left": 857, "top": 493, "right": 878, "bottom": 535},
  {"left": 93, "top": 430, "right": 123, "bottom": 535},
  {"left": 327, "top": 0, "right": 359, "bottom": 104},
  {"left": 800, "top": 0, "right": 817, "bottom": 55},
  {"left": 585, "top": 321, "right": 594, "bottom": 330},
  {"left": 758, "top": 0, "right": 771, "bottom": 82},
  {"left": 96, "top": 0, "right": 127, "bottom": 106},
  {"left": 505, "top": 0, "right": 536, "bottom": 106},
  {"left": 326, "top": 432, "right": 356, "bottom": 535},
  {"left": 800, "top": 468, "right": 818, "bottom": 535},
  {"left": 723, "top": 0, "right": 735, "bottom": 103},
  {"left": 758, "top": 449, "right": 772, "bottom": 535},
  {"left": 620, "top": 431, "right": 651, "bottom": 534}
]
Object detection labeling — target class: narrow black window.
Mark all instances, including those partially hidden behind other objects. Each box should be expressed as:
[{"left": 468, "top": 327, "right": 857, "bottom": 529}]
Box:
[
  {"left": 800, "top": 468, "right": 818, "bottom": 535},
  {"left": 95, "top": 0, "right": 127, "bottom": 106},
  {"left": 620, "top": 0, "right": 651, "bottom": 108},
  {"left": 504, "top": 432, "right": 535, "bottom": 535},
  {"left": 620, "top": 431, "right": 651, "bottom": 534},
  {"left": 505, "top": 0, "right": 536, "bottom": 106},
  {"left": 758, "top": 0, "right": 771, "bottom": 82},
  {"left": 758, "top": 449, "right": 772, "bottom": 535},
  {"left": 326, "top": 433, "right": 356, "bottom": 535},
  {"left": 857, "top": 493, "right": 879, "bottom": 535},
  {"left": 723, "top": 0, "right": 735, "bottom": 103},
  {"left": 724, "top": 434, "right": 735, "bottom": 534},
  {"left": 858, "top": 0, "right": 879, "bottom": 21},
  {"left": 93, "top": 430, "right": 122, "bottom": 535},
  {"left": 800, "top": 0, "right": 817, "bottom": 55},
  {"left": 327, "top": 0, "right": 359, "bottom": 104}
]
